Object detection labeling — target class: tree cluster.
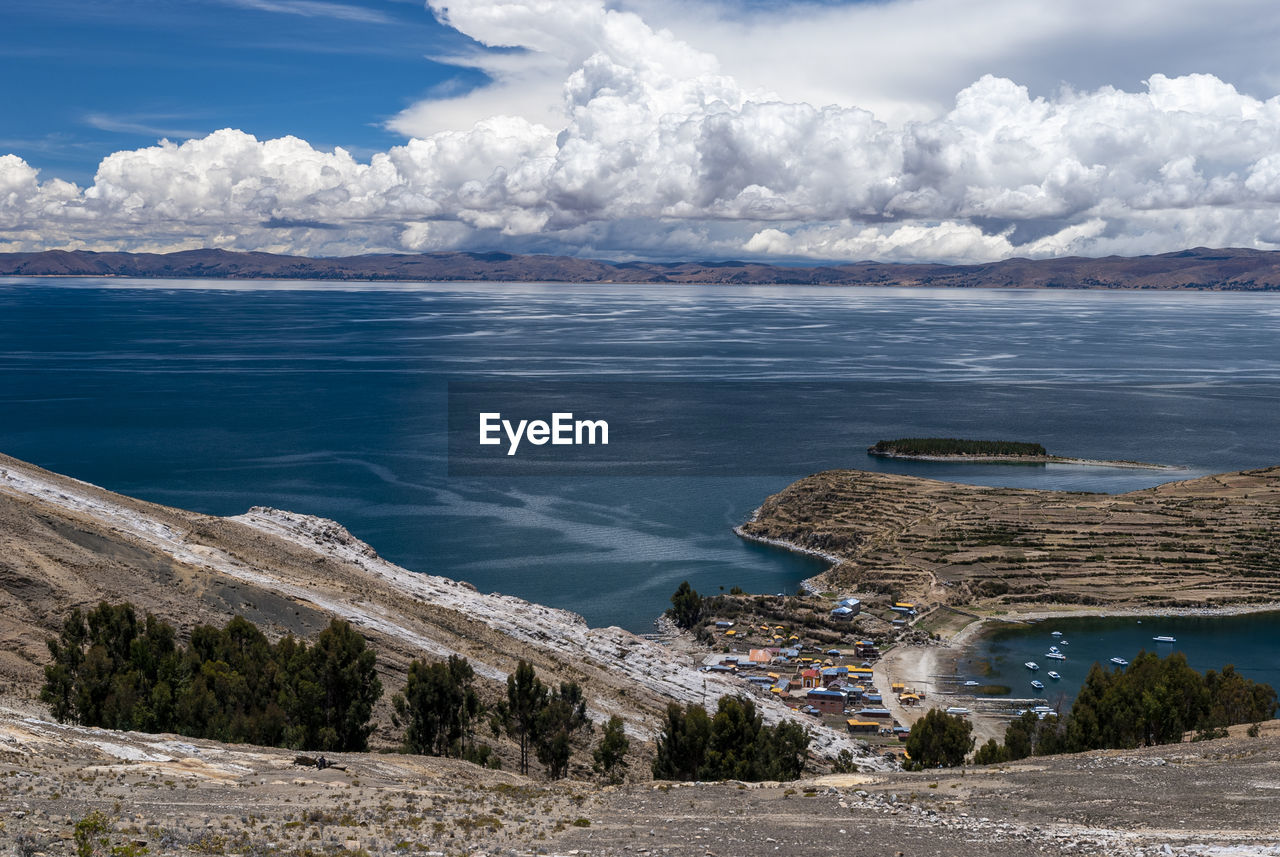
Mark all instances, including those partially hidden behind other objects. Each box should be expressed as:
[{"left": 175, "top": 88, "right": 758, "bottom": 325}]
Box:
[
  {"left": 651, "top": 696, "right": 810, "bottom": 781},
  {"left": 666, "top": 580, "right": 705, "bottom": 630},
  {"left": 904, "top": 708, "right": 973, "bottom": 768},
  {"left": 497, "top": 660, "right": 592, "bottom": 779},
  {"left": 41, "top": 602, "right": 381, "bottom": 751},
  {"left": 392, "top": 655, "right": 483, "bottom": 759},
  {"left": 44, "top": 607, "right": 629, "bottom": 781},
  {"left": 974, "top": 651, "right": 1277, "bottom": 764},
  {"left": 870, "top": 438, "right": 1047, "bottom": 457}
]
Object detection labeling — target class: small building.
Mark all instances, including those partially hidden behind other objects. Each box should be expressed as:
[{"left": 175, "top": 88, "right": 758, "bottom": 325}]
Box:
[
  {"left": 830, "top": 606, "right": 856, "bottom": 622},
  {"left": 855, "top": 707, "right": 893, "bottom": 719},
  {"left": 897, "top": 693, "right": 921, "bottom": 706},
  {"left": 846, "top": 718, "right": 878, "bottom": 733},
  {"left": 801, "top": 668, "right": 822, "bottom": 689},
  {"left": 806, "top": 688, "right": 845, "bottom": 714},
  {"left": 838, "top": 597, "right": 862, "bottom": 614},
  {"left": 715, "top": 620, "right": 734, "bottom": 629}
]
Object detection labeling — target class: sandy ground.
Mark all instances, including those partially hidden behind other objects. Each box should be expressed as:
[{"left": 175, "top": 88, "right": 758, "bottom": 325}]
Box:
[
  {"left": 4, "top": 705, "right": 1280, "bottom": 857},
  {"left": 875, "top": 618, "right": 1051, "bottom": 747}
]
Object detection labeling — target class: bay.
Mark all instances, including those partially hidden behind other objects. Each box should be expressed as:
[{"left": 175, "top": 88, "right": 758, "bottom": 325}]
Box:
[
  {"left": 957, "top": 611, "right": 1280, "bottom": 712},
  {"left": 1, "top": 279, "right": 1279, "bottom": 633}
]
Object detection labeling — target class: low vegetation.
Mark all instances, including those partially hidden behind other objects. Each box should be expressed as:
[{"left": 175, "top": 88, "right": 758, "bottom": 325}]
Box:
[
  {"left": 973, "top": 651, "right": 1277, "bottom": 764},
  {"left": 869, "top": 438, "right": 1048, "bottom": 457}
]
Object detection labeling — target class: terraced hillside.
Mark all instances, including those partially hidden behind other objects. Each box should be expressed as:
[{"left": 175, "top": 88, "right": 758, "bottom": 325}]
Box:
[{"left": 741, "top": 466, "right": 1280, "bottom": 612}]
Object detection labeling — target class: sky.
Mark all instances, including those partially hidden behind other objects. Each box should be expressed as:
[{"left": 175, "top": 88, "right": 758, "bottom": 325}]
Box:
[{"left": 6, "top": 0, "right": 1280, "bottom": 263}]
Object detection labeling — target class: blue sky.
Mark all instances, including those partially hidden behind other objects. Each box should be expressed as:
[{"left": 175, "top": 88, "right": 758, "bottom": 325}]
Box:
[
  {"left": 2, "top": 0, "right": 477, "bottom": 184},
  {"left": 6, "top": 0, "right": 1280, "bottom": 262}
]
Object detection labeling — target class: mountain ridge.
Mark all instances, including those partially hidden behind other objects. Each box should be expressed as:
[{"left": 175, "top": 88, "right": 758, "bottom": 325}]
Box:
[{"left": 6, "top": 246, "right": 1280, "bottom": 288}]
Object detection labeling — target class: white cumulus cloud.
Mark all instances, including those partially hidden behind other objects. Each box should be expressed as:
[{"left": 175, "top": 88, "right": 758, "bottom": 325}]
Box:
[{"left": 8, "top": 0, "right": 1280, "bottom": 262}]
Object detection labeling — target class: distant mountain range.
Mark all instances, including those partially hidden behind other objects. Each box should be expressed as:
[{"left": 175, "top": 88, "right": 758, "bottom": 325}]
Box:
[{"left": 5, "top": 246, "right": 1280, "bottom": 289}]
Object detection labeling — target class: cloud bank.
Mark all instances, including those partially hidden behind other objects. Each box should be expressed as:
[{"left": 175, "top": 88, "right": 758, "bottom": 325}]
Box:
[{"left": 7, "top": 0, "right": 1280, "bottom": 262}]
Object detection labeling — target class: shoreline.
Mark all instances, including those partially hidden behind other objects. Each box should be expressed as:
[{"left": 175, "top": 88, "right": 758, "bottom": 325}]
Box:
[
  {"left": 733, "top": 509, "right": 839, "bottom": 596},
  {"left": 736, "top": 522, "right": 1280, "bottom": 740},
  {"left": 878, "top": 601, "right": 1280, "bottom": 743},
  {"left": 867, "top": 451, "right": 1182, "bottom": 471}
]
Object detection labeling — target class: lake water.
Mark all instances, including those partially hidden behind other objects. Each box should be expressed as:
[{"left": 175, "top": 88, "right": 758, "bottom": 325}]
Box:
[
  {"left": 2, "top": 279, "right": 1279, "bottom": 637},
  {"left": 957, "top": 611, "right": 1280, "bottom": 712}
]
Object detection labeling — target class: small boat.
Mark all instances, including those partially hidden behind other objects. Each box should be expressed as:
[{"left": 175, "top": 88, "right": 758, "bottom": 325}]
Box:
[
  {"left": 963, "top": 680, "right": 980, "bottom": 687},
  {"left": 1047, "top": 671, "right": 1061, "bottom": 680},
  {"left": 1060, "top": 640, "right": 1069, "bottom": 645},
  {"left": 1024, "top": 661, "right": 1040, "bottom": 671},
  {"left": 1153, "top": 635, "right": 1176, "bottom": 643},
  {"left": 1045, "top": 652, "right": 1067, "bottom": 660},
  {"left": 1049, "top": 646, "right": 1060, "bottom": 653},
  {"left": 1031, "top": 680, "right": 1045, "bottom": 690},
  {"left": 1051, "top": 631, "right": 1063, "bottom": 637},
  {"left": 1110, "top": 657, "right": 1128, "bottom": 666}
]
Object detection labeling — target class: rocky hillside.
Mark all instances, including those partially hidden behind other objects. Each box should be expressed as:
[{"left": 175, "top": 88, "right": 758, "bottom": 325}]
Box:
[
  {"left": 0, "top": 452, "right": 871, "bottom": 767},
  {"left": 5, "top": 246, "right": 1280, "bottom": 288},
  {"left": 741, "top": 466, "right": 1280, "bottom": 612}
]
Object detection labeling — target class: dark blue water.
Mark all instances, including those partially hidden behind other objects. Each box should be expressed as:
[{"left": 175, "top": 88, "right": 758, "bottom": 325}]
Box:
[
  {"left": 959, "top": 612, "right": 1280, "bottom": 711},
  {"left": 2, "top": 279, "right": 1279, "bottom": 631}
]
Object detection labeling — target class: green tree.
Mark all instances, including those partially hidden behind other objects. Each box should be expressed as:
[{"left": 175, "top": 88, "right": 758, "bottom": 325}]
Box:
[
  {"left": 972, "top": 738, "right": 1009, "bottom": 765},
  {"left": 505, "top": 660, "right": 547, "bottom": 775},
  {"left": 393, "top": 655, "right": 481, "bottom": 757},
  {"left": 535, "top": 681, "right": 590, "bottom": 780},
  {"left": 652, "top": 697, "right": 810, "bottom": 781},
  {"left": 41, "top": 608, "right": 88, "bottom": 722},
  {"left": 593, "top": 715, "right": 630, "bottom": 783},
  {"left": 667, "top": 581, "right": 704, "bottom": 630},
  {"left": 905, "top": 709, "right": 973, "bottom": 767},
  {"left": 307, "top": 619, "right": 382, "bottom": 751},
  {"left": 652, "top": 702, "right": 711, "bottom": 780}
]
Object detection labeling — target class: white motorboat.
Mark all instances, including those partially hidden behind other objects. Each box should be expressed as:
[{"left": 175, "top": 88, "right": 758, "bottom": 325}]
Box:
[
  {"left": 1031, "top": 680, "right": 1045, "bottom": 690},
  {"left": 1025, "top": 661, "right": 1040, "bottom": 671},
  {"left": 1153, "top": 635, "right": 1176, "bottom": 643},
  {"left": 1047, "top": 671, "right": 1061, "bottom": 680},
  {"left": 1110, "top": 657, "right": 1128, "bottom": 666}
]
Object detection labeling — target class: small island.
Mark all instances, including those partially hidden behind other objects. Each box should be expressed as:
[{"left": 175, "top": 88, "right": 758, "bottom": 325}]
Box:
[{"left": 868, "top": 437, "right": 1176, "bottom": 470}]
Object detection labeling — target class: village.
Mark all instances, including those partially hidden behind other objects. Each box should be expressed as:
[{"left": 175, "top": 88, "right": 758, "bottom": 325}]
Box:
[{"left": 691, "top": 592, "right": 952, "bottom": 758}]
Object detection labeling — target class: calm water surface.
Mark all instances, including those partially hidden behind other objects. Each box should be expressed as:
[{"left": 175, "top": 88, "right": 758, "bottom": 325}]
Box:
[
  {"left": 2, "top": 279, "right": 1279, "bottom": 634},
  {"left": 958, "top": 612, "right": 1280, "bottom": 711}
]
